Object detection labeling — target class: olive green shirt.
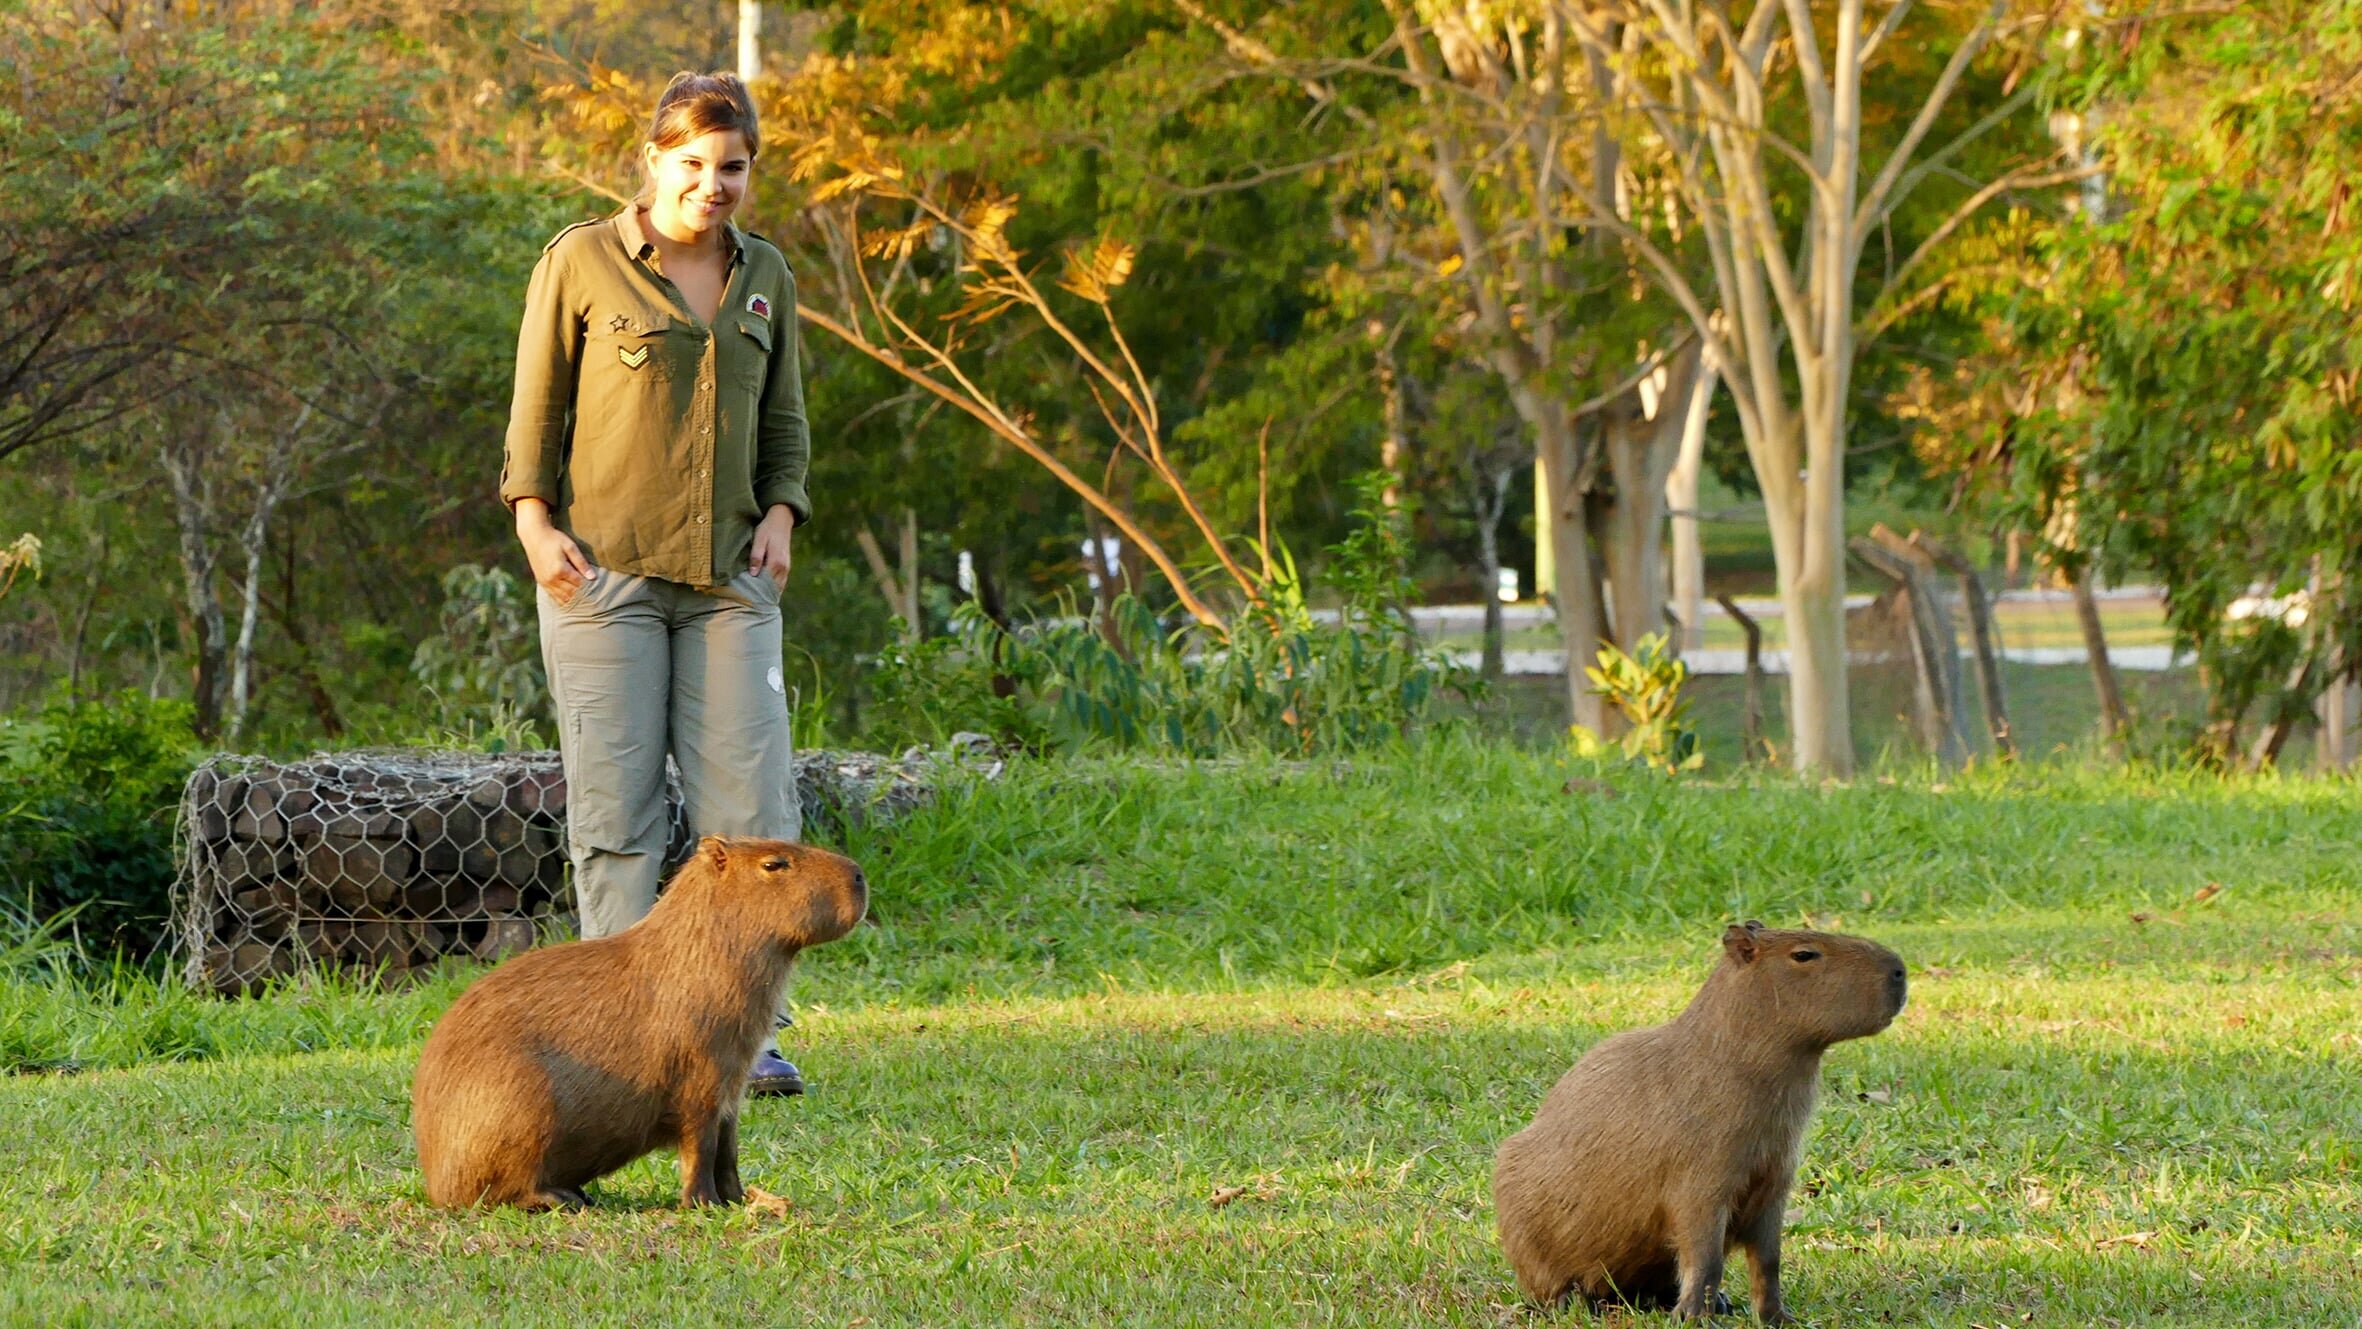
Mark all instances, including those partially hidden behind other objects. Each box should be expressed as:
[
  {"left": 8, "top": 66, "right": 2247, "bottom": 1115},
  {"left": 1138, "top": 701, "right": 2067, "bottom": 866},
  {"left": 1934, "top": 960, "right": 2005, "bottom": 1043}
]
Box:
[{"left": 500, "top": 204, "right": 812, "bottom": 589}]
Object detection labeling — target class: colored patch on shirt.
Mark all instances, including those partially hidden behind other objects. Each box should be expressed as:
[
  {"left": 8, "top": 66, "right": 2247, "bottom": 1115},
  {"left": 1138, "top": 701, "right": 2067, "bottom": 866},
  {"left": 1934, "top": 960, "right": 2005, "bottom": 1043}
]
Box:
[
  {"left": 746, "top": 293, "right": 772, "bottom": 319},
  {"left": 618, "top": 345, "right": 649, "bottom": 369}
]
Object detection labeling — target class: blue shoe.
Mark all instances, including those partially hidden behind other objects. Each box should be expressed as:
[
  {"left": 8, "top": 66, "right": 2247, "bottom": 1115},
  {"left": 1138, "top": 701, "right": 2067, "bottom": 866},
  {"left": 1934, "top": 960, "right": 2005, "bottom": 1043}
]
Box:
[{"left": 747, "top": 1049, "right": 805, "bottom": 1097}]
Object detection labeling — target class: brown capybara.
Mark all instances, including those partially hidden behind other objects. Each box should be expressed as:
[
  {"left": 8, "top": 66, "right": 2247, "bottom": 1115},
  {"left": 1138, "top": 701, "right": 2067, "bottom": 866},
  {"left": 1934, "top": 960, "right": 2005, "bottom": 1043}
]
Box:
[
  {"left": 412, "top": 836, "right": 867, "bottom": 1210},
  {"left": 1492, "top": 922, "right": 1906, "bottom": 1322}
]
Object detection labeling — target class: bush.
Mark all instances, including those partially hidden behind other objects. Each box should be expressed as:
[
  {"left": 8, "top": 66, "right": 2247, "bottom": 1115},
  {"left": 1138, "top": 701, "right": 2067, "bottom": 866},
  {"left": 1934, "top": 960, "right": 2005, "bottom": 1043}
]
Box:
[
  {"left": 0, "top": 693, "right": 200, "bottom": 957},
  {"left": 865, "top": 481, "right": 1481, "bottom": 756},
  {"left": 409, "top": 564, "right": 546, "bottom": 748}
]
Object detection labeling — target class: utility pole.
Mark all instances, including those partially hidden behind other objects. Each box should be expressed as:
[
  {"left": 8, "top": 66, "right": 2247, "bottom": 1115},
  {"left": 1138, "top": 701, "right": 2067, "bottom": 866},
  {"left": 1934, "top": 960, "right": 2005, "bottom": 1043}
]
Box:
[{"left": 737, "top": 0, "right": 761, "bottom": 82}]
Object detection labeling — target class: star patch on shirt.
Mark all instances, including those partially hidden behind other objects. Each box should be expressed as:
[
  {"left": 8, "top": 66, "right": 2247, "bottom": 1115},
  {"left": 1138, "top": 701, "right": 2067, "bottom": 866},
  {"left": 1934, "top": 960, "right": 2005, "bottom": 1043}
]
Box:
[
  {"left": 608, "top": 313, "right": 631, "bottom": 333},
  {"left": 746, "top": 293, "right": 772, "bottom": 319}
]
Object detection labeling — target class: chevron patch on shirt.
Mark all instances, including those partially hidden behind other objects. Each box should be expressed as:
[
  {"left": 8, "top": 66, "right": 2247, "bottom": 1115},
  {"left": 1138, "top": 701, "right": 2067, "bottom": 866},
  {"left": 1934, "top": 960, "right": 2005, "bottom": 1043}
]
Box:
[
  {"left": 746, "top": 293, "right": 772, "bottom": 319},
  {"left": 618, "top": 345, "right": 649, "bottom": 369}
]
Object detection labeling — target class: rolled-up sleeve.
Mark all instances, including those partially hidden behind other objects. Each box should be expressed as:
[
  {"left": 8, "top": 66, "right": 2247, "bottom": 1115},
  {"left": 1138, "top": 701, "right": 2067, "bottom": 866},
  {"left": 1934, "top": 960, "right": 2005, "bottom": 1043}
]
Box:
[
  {"left": 499, "top": 248, "right": 580, "bottom": 510},
  {"left": 753, "top": 271, "right": 812, "bottom": 525}
]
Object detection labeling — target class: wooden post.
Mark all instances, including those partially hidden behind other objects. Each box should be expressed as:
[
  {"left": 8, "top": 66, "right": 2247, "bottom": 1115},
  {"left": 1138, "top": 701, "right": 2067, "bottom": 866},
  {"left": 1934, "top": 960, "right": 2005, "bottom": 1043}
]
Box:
[
  {"left": 1912, "top": 533, "right": 2014, "bottom": 759},
  {"left": 1856, "top": 531, "right": 1968, "bottom": 769},
  {"left": 1716, "top": 593, "right": 1767, "bottom": 764}
]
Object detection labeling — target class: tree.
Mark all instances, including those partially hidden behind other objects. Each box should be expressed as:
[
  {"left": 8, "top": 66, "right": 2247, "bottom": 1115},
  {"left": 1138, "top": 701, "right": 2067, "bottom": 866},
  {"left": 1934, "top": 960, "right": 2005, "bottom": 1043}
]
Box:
[
  {"left": 1548, "top": 0, "right": 2067, "bottom": 776},
  {"left": 1922, "top": 2, "right": 2362, "bottom": 765}
]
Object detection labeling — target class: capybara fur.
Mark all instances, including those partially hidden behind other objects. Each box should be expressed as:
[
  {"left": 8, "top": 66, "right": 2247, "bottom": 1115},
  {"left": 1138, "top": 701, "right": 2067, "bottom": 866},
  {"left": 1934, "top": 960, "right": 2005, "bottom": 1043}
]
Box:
[
  {"left": 412, "top": 836, "right": 866, "bottom": 1210},
  {"left": 1492, "top": 922, "right": 1906, "bottom": 1322}
]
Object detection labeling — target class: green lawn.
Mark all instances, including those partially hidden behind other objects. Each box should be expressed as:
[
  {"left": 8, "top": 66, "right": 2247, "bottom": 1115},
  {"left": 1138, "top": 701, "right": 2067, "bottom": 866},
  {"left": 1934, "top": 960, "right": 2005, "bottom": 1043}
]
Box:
[
  {"left": 1434, "top": 590, "right": 2174, "bottom": 657},
  {"left": 4, "top": 747, "right": 2358, "bottom": 1325}
]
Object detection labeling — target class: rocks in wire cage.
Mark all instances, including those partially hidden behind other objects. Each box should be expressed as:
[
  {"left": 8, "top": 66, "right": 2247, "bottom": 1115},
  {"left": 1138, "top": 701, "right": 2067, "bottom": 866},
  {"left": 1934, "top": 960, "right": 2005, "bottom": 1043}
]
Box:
[
  {"left": 174, "top": 737, "right": 1006, "bottom": 995},
  {"left": 176, "top": 751, "right": 585, "bottom": 995}
]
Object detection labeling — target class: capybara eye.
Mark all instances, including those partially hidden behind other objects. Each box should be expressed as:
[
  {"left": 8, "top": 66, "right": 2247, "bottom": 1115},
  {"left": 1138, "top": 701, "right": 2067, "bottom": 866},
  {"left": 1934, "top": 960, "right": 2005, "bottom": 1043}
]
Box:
[
  {"left": 762, "top": 857, "right": 790, "bottom": 871},
  {"left": 1790, "top": 949, "right": 1821, "bottom": 963}
]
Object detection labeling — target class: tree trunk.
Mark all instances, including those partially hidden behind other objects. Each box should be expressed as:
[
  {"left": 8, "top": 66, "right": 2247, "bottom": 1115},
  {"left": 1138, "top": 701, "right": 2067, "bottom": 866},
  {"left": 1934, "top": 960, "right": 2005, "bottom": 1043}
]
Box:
[
  {"left": 1914, "top": 533, "right": 2013, "bottom": 759},
  {"left": 225, "top": 492, "right": 279, "bottom": 745},
  {"left": 273, "top": 515, "right": 345, "bottom": 740},
  {"left": 2319, "top": 656, "right": 2357, "bottom": 773},
  {"left": 2066, "top": 564, "right": 2130, "bottom": 748},
  {"left": 1598, "top": 411, "right": 1661, "bottom": 655},
  {"left": 160, "top": 437, "right": 227, "bottom": 741},
  {"left": 1537, "top": 408, "right": 1608, "bottom": 734},
  {"left": 1665, "top": 364, "right": 1717, "bottom": 653},
  {"left": 855, "top": 516, "right": 922, "bottom": 643},
  {"left": 65, "top": 525, "right": 108, "bottom": 701},
  {"left": 1600, "top": 345, "right": 1699, "bottom": 657},
  {"left": 1758, "top": 407, "right": 1855, "bottom": 777},
  {"left": 2247, "top": 649, "right": 2318, "bottom": 770},
  {"left": 1471, "top": 460, "right": 1512, "bottom": 682},
  {"left": 736, "top": 0, "right": 761, "bottom": 81}
]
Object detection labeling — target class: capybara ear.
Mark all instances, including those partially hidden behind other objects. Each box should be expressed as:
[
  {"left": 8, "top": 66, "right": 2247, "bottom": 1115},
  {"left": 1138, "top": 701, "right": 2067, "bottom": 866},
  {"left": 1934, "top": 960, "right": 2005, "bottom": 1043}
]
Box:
[
  {"left": 700, "top": 836, "right": 730, "bottom": 872},
  {"left": 1722, "top": 923, "right": 1760, "bottom": 963}
]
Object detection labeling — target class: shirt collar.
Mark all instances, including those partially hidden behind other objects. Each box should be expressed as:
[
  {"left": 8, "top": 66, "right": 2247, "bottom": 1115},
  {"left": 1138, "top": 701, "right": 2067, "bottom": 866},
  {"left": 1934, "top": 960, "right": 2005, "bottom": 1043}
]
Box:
[{"left": 615, "top": 201, "right": 743, "bottom": 265}]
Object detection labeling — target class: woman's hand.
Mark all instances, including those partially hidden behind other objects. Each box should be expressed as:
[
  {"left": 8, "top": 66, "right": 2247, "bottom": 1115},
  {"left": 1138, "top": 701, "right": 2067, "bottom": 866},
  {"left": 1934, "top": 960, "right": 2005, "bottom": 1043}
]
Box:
[
  {"left": 514, "top": 498, "right": 595, "bottom": 605},
  {"left": 749, "top": 504, "right": 795, "bottom": 590}
]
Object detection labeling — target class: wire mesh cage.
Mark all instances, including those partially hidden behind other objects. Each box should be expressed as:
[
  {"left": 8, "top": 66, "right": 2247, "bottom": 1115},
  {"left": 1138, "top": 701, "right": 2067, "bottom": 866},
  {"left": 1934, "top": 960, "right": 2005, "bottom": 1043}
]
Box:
[
  {"left": 172, "top": 738, "right": 1005, "bottom": 995},
  {"left": 175, "top": 750, "right": 620, "bottom": 994}
]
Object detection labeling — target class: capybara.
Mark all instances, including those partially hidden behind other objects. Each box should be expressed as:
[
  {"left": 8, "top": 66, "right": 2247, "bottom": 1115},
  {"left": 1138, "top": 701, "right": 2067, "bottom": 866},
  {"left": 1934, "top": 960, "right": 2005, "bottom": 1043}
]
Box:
[
  {"left": 1492, "top": 922, "right": 1906, "bottom": 1322},
  {"left": 412, "top": 836, "right": 867, "bottom": 1210}
]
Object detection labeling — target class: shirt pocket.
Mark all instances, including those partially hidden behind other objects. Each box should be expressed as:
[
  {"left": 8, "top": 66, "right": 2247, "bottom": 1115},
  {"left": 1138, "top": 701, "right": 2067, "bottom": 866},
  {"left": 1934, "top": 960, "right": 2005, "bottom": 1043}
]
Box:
[
  {"left": 573, "top": 312, "right": 692, "bottom": 497},
  {"left": 731, "top": 317, "right": 772, "bottom": 395},
  {"left": 588, "top": 313, "right": 683, "bottom": 383}
]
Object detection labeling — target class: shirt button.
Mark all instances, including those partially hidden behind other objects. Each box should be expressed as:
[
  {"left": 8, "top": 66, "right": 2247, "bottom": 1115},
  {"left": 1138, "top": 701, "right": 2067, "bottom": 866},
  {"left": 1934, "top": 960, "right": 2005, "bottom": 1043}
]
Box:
[
  {"left": 697, "top": 469, "right": 709, "bottom": 480},
  {"left": 695, "top": 514, "right": 707, "bottom": 524}
]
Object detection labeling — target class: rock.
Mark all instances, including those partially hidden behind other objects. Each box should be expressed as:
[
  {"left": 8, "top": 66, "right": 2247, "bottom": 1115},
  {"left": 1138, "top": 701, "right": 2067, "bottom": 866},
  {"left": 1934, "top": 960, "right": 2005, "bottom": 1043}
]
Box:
[{"left": 474, "top": 917, "right": 538, "bottom": 962}]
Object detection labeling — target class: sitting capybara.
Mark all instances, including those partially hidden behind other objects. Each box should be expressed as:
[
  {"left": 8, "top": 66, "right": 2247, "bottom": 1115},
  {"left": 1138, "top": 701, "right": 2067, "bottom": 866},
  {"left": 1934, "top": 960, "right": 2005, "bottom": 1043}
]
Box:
[
  {"left": 1492, "top": 922, "right": 1906, "bottom": 1322},
  {"left": 412, "top": 836, "right": 866, "bottom": 1210}
]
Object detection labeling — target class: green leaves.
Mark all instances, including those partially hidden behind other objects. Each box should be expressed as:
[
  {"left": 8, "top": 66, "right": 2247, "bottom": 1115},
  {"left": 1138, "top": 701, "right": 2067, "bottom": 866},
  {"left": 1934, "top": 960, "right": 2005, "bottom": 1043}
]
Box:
[
  {"left": 1930, "top": 2, "right": 2362, "bottom": 756},
  {"left": 1570, "top": 632, "right": 1702, "bottom": 774}
]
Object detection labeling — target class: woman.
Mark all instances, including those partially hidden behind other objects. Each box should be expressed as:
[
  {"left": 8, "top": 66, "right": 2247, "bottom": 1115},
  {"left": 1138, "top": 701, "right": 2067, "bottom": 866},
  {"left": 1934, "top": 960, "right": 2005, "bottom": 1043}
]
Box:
[{"left": 499, "top": 71, "right": 812, "bottom": 1096}]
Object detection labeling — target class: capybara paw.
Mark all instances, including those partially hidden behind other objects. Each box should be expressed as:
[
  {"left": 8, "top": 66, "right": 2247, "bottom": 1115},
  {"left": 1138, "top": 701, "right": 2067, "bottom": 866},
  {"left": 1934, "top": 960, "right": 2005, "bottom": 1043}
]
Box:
[{"left": 525, "top": 1188, "right": 589, "bottom": 1212}]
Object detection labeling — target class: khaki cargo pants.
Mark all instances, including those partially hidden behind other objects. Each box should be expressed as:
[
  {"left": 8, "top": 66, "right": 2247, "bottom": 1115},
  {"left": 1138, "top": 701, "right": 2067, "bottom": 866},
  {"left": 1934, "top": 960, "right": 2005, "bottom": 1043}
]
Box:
[{"left": 538, "top": 568, "right": 801, "bottom": 940}]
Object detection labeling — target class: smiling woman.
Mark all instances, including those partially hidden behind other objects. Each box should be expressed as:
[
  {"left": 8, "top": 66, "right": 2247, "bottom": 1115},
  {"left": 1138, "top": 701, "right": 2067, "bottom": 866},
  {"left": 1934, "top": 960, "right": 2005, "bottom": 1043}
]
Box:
[{"left": 496, "top": 70, "right": 817, "bottom": 1100}]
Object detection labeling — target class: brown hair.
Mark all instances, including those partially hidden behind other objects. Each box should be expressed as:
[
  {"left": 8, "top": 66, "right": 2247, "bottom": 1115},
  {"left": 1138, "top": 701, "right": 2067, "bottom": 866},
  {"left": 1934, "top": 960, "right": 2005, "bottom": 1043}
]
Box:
[{"left": 647, "top": 71, "right": 760, "bottom": 158}]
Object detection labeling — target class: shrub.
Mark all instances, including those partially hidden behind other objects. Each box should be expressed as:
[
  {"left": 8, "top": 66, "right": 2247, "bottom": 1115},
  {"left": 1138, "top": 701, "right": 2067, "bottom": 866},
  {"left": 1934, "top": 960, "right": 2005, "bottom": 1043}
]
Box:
[
  {"left": 408, "top": 564, "right": 546, "bottom": 747},
  {"left": 0, "top": 693, "right": 200, "bottom": 957},
  {"left": 867, "top": 481, "right": 1480, "bottom": 756},
  {"left": 1569, "top": 632, "right": 1703, "bottom": 773}
]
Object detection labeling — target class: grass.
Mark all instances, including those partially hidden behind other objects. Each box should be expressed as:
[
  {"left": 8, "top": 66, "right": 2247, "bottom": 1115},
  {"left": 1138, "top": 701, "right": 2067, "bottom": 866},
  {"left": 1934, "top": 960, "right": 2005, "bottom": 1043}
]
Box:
[
  {"left": 4, "top": 745, "right": 2359, "bottom": 1325},
  {"left": 1478, "top": 661, "right": 2209, "bottom": 767},
  {"left": 1431, "top": 590, "right": 2173, "bottom": 658}
]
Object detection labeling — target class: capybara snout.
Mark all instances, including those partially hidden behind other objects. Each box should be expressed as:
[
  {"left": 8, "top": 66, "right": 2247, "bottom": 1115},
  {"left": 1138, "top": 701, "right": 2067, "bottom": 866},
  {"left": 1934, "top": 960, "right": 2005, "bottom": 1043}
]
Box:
[
  {"left": 736, "top": 840, "right": 869, "bottom": 944},
  {"left": 1733, "top": 923, "right": 1909, "bottom": 1045}
]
